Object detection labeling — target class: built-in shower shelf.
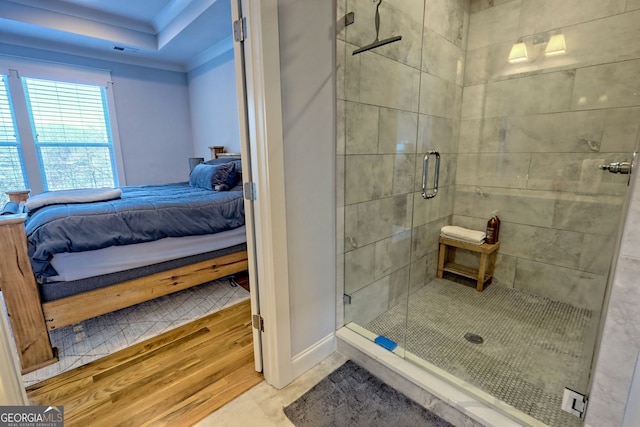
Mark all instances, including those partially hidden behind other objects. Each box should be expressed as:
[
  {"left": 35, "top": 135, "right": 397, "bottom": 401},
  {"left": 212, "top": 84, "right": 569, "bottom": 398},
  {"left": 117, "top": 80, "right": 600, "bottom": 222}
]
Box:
[{"left": 437, "top": 237, "right": 500, "bottom": 292}]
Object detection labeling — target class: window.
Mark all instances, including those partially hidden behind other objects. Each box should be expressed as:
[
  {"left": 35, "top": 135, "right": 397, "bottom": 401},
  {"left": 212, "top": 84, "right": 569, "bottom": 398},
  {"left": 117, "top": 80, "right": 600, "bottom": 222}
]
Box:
[
  {"left": 23, "top": 78, "right": 117, "bottom": 191},
  {"left": 0, "top": 60, "right": 121, "bottom": 206},
  {"left": 0, "top": 76, "right": 27, "bottom": 206}
]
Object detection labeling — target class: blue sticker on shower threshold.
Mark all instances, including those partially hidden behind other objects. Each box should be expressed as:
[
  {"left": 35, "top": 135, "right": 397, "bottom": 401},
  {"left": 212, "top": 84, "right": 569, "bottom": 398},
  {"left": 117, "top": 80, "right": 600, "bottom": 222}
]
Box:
[{"left": 374, "top": 335, "right": 398, "bottom": 351}]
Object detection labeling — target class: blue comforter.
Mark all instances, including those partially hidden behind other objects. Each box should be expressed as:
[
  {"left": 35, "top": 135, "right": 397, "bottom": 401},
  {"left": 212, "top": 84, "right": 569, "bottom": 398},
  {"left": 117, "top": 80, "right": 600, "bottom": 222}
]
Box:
[{"left": 25, "top": 183, "right": 245, "bottom": 279}]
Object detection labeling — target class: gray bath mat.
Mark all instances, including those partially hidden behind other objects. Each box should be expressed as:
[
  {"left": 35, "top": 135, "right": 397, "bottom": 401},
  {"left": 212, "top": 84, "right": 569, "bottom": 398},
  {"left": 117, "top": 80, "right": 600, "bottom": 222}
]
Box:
[{"left": 284, "top": 360, "right": 454, "bottom": 426}]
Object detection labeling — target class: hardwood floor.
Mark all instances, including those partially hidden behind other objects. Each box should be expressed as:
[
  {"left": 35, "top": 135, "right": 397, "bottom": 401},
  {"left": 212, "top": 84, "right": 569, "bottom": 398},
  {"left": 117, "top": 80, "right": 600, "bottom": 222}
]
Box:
[{"left": 26, "top": 299, "right": 263, "bottom": 427}]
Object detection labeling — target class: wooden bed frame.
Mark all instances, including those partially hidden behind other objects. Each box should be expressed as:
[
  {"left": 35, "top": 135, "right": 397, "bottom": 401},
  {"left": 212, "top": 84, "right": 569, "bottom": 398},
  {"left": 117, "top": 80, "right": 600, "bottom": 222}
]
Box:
[{"left": 0, "top": 214, "right": 248, "bottom": 373}]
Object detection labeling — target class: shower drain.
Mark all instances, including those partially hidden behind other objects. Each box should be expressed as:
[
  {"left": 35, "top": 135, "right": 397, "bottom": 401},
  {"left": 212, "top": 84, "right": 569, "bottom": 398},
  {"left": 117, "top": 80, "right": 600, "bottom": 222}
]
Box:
[{"left": 464, "top": 332, "right": 484, "bottom": 344}]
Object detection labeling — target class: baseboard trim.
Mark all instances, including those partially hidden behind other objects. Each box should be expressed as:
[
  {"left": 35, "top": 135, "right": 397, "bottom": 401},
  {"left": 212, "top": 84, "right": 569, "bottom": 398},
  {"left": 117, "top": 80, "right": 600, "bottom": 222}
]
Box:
[{"left": 291, "top": 332, "right": 336, "bottom": 380}]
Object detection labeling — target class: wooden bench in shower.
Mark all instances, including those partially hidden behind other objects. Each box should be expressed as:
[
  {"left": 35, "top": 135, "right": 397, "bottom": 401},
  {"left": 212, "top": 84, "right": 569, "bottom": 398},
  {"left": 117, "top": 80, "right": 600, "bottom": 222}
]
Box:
[{"left": 437, "top": 236, "right": 500, "bottom": 291}]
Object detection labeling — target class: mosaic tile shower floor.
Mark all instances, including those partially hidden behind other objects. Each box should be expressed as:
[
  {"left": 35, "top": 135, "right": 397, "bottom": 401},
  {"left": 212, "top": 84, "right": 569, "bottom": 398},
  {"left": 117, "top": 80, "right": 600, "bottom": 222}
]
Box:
[
  {"left": 18, "top": 279, "right": 249, "bottom": 387},
  {"left": 366, "top": 278, "right": 593, "bottom": 427}
]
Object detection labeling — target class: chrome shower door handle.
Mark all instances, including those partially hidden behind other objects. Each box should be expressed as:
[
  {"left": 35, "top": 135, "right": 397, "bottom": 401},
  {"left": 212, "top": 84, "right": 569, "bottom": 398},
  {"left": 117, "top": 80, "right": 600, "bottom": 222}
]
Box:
[{"left": 422, "top": 151, "right": 440, "bottom": 199}]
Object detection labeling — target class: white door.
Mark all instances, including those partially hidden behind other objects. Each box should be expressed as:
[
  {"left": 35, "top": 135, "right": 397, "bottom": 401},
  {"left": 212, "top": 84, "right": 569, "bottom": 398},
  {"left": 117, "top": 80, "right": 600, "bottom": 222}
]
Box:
[{"left": 231, "top": 0, "right": 263, "bottom": 372}]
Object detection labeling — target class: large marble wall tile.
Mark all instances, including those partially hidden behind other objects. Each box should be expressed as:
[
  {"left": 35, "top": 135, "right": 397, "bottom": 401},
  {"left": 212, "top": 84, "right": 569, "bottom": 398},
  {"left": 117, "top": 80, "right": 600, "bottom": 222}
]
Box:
[
  {"left": 492, "top": 253, "right": 517, "bottom": 288},
  {"left": 463, "top": 42, "right": 513, "bottom": 87},
  {"left": 458, "top": 118, "right": 504, "bottom": 153},
  {"left": 422, "top": 28, "right": 466, "bottom": 85},
  {"left": 456, "top": 153, "right": 531, "bottom": 189},
  {"left": 412, "top": 217, "right": 447, "bottom": 261},
  {"left": 424, "top": 0, "right": 469, "bottom": 48},
  {"left": 527, "top": 153, "right": 630, "bottom": 195},
  {"left": 346, "top": 0, "right": 424, "bottom": 69},
  {"left": 344, "top": 244, "right": 376, "bottom": 294},
  {"left": 583, "top": 256, "right": 640, "bottom": 427},
  {"left": 471, "top": 187, "right": 556, "bottom": 228},
  {"left": 452, "top": 185, "right": 476, "bottom": 217},
  {"left": 378, "top": 108, "right": 418, "bottom": 154},
  {"left": 435, "top": 184, "right": 456, "bottom": 219},
  {"left": 419, "top": 72, "right": 459, "bottom": 118},
  {"left": 345, "top": 275, "right": 391, "bottom": 325},
  {"left": 412, "top": 191, "right": 437, "bottom": 227},
  {"left": 482, "top": 71, "right": 575, "bottom": 118},
  {"left": 514, "top": 258, "right": 607, "bottom": 310},
  {"left": 437, "top": 155, "right": 457, "bottom": 187},
  {"left": 519, "top": 0, "right": 627, "bottom": 36},
  {"left": 500, "top": 223, "right": 584, "bottom": 269},
  {"left": 417, "top": 115, "right": 456, "bottom": 154},
  {"left": 601, "top": 107, "right": 640, "bottom": 153},
  {"left": 470, "top": 0, "right": 513, "bottom": 14},
  {"left": 346, "top": 101, "right": 379, "bottom": 154},
  {"left": 345, "top": 154, "right": 394, "bottom": 204},
  {"left": 572, "top": 59, "right": 640, "bottom": 110},
  {"left": 344, "top": 204, "right": 358, "bottom": 251},
  {"left": 424, "top": 250, "right": 439, "bottom": 284},
  {"left": 505, "top": 111, "right": 605, "bottom": 153},
  {"left": 467, "top": 0, "right": 521, "bottom": 50},
  {"left": 409, "top": 256, "right": 428, "bottom": 294},
  {"left": 392, "top": 154, "right": 416, "bottom": 195},
  {"left": 460, "top": 84, "right": 487, "bottom": 120},
  {"left": 412, "top": 224, "right": 431, "bottom": 261},
  {"left": 461, "top": 111, "right": 606, "bottom": 154},
  {"left": 374, "top": 229, "right": 412, "bottom": 279},
  {"left": 355, "top": 194, "right": 412, "bottom": 246},
  {"left": 629, "top": 0, "right": 640, "bottom": 10},
  {"left": 580, "top": 233, "right": 617, "bottom": 275},
  {"left": 358, "top": 49, "right": 421, "bottom": 112},
  {"left": 552, "top": 194, "right": 625, "bottom": 236},
  {"left": 388, "top": 265, "right": 411, "bottom": 309},
  {"left": 451, "top": 213, "right": 488, "bottom": 234}
]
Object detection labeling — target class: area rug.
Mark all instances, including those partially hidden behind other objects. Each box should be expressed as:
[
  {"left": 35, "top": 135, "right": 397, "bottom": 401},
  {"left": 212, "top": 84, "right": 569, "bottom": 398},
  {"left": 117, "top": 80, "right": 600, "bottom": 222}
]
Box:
[{"left": 284, "top": 360, "right": 453, "bottom": 426}]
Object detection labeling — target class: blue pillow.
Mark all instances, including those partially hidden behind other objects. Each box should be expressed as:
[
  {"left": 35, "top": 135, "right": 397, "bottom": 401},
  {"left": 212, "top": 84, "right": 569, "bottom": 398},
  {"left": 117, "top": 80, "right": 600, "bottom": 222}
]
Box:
[{"left": 189, "top": 162, "right": 239, "bottom": 191}]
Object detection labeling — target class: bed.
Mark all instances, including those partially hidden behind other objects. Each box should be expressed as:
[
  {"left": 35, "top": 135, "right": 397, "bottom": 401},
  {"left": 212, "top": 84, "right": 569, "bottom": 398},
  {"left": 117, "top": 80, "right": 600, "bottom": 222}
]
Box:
[{"left": 0, "top": 159, "right": 249, "bottom": 373}]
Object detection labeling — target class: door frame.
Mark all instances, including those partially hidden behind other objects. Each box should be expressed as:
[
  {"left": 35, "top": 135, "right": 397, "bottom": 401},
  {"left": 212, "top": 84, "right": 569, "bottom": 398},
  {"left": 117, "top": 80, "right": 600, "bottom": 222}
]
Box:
[{"left": 233, "top": 0, "right": 296, "bottom": 389}]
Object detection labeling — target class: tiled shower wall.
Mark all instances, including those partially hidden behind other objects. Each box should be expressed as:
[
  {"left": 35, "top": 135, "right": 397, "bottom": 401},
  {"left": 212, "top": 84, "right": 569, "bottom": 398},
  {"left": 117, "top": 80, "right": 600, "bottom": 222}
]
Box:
[
  {"left": 453, "top": 0, "right": 640, "bottom": 311},
  {"left": 337, "top": 0, "right": 470, "bottom": 326}
]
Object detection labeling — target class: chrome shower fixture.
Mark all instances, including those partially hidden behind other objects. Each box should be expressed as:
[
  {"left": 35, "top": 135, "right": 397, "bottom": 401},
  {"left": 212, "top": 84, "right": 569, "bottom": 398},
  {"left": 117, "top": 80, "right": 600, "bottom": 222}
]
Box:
[{"left": 352, "top": 0, "right": 402, "bottom": 55}]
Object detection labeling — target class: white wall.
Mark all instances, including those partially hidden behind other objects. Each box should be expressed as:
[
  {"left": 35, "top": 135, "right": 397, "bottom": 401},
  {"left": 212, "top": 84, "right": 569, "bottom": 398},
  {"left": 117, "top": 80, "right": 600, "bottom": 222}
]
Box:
[
  {"left": 0, "top": 43, "right": 193, "bottom": 186},
  {"left": 276, "top": 0, "right": 336, "bottom": 356},
  {"left": 188, "top": 49, "right": 241, "bottom": 160}
]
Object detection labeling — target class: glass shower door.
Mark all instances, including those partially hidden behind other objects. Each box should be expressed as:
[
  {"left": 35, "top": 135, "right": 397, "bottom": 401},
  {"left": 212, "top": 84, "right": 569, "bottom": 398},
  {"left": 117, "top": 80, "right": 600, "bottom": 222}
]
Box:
[{"left": 338, "top": 0, "right": 638, "bottom": 426}]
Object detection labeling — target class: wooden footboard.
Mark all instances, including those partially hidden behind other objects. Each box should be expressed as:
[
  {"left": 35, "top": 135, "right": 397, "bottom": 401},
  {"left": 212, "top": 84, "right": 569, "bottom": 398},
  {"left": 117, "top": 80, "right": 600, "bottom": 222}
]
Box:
[
  {"left": 0, "top": 215, "right": 58, "bottom": 374},
  {"left": 0, "top": 214, "right": 248, "bottom": 373}
]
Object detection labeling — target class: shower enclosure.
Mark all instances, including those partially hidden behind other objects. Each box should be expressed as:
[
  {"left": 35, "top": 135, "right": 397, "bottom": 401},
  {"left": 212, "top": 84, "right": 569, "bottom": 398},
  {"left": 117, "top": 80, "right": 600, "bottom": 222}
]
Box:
[{"left": 336, "top": 1, "right": 639, "bottom": 426}]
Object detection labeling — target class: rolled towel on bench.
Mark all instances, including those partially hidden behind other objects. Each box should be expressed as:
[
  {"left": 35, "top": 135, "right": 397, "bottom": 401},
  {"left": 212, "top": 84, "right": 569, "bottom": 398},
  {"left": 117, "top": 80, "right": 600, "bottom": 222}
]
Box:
[{"left": 441, "top": 225, "right": 486, "bottom": 245}]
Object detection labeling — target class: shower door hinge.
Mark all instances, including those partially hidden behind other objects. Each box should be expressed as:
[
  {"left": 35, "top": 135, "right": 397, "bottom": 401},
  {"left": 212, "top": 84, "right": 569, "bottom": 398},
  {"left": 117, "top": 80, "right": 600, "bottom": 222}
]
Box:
[
  {"left": 243, "top": 182, "right": 256, "bottom": 200},
  {"left": 252, "top": 314, "right": 264, "bottom": 332},
  {"left": 234, "top": 17, "right": 247, "bottom": 42},
  {"left": 561, "top": 388, "right": 587, "bottom": 418}
]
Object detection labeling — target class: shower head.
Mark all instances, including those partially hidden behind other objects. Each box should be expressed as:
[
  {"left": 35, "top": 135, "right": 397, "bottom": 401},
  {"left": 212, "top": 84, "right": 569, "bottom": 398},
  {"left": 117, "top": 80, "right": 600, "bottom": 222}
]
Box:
[
  {"left": 352, "top": 35, "right": 402, "bottom": 55},
  {"left": 352, "top": 0, "right": 402, "bottom": 56}
]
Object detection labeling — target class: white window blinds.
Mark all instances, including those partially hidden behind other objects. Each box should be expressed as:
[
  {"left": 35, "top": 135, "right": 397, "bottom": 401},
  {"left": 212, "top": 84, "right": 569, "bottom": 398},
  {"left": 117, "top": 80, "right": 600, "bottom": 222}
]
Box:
[{"left": 23, "top": 77, "right": 117, "bottom": 191}]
